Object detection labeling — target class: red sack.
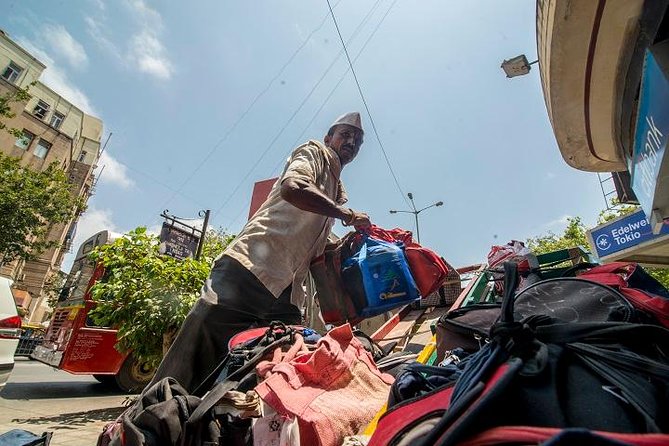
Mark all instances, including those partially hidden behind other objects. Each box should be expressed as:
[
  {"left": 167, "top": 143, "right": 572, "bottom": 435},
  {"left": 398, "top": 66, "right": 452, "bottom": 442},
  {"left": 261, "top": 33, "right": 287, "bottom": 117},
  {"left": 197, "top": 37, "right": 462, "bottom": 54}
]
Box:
[
  {"left": 576, "top": 262, "right": 669, "bottom": 328},
  {"left": 487, "top": 240, "right": 533, "bottom": 293},
  {"left": 355, "top": 225, "right": 449, "bottom": 297}
]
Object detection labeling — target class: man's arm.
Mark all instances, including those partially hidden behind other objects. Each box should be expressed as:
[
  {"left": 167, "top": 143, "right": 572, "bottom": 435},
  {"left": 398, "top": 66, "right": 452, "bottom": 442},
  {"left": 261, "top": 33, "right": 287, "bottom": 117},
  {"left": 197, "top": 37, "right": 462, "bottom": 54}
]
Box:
[{"left": 280, "top": 178, "right": 370, "bottom": 227}]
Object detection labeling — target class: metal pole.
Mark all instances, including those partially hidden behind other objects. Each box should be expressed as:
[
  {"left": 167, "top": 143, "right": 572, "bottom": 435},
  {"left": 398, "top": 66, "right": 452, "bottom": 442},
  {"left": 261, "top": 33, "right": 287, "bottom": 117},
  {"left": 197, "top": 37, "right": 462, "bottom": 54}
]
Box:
[
  {"left": 414, "top": 211, "right": 420, "bottom": 244},
  {"left": 195, "top": 209, "right": 210, "bottom": 260}
]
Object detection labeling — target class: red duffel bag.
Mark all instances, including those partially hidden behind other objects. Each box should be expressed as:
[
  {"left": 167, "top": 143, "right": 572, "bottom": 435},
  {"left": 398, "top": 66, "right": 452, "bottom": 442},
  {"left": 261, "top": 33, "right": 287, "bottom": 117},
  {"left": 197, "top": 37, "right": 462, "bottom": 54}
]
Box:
[
  {"left": 354, "top": 225, "right": 449, "bottom": 297},
  {"left": 575, "top": 262, "right": 669, "bottom": 328}
]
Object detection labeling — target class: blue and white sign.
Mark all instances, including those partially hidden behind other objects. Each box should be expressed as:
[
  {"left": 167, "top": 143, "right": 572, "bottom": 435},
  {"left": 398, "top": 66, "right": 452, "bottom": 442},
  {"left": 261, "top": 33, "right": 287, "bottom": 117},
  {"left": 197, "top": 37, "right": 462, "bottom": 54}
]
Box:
[
  {"left": 589, "top": 209, "right": 669, "bottom": 259},
  {"left": 631, "top": 48, "right": 669, "bottom": 220}
]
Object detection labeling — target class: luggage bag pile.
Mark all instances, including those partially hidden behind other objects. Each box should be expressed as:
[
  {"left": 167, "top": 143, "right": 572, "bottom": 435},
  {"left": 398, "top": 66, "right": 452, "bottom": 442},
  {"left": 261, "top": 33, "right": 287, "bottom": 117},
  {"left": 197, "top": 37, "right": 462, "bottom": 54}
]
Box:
[
  {"left": 102, "top": 240, "right": 669, "bottom": 446},
  {"left": 369, "top": 260, "right": 669, "bottom": 445}
]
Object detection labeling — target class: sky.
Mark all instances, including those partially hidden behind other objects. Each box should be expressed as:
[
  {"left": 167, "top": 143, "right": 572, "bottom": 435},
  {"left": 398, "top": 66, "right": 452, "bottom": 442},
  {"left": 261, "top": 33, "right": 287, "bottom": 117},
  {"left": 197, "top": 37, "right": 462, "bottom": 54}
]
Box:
[{"left": 3, "top": 0, "right": 610, "bottom": 272}]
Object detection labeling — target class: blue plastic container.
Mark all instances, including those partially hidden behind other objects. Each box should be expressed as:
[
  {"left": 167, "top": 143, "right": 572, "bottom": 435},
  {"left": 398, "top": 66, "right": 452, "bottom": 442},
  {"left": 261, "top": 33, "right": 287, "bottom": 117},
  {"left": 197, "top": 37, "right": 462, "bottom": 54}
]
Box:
[{"left": 342, "top": 236, "right": 420, "bottom": 318}]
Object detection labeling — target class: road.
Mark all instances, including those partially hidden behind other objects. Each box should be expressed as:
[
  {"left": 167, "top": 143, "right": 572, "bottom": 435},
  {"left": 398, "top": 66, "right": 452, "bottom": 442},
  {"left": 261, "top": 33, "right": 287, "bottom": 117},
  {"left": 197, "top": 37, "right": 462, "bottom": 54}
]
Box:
[{"left": 0, "top": 358, "right": 131, "bottom": 446}]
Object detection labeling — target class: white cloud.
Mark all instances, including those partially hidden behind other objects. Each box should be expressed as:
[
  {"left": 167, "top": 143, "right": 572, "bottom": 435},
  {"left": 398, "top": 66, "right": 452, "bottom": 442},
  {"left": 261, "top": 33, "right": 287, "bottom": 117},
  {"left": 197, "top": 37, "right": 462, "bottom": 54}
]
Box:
[
  {"left": 86, "top": 1, "right": 174, "bottom": 81},
  {"left": 126, "top": 0, "right": 163, "bottom": 28},
  {"left": 84, "top": 16, "right": 122, "bottom": 62},
  {"left": 544, "top": 214, "right": 572, "bottom": 229},
  {"left": 16, "top": 38, "right": 97, "bottom": 116},
  {"left": 545, "top": 172, "right": 557, "bottom": 180},
  {"left": 61, "top": 207, "right": 122, "bottom": 272},
  {"left": 89, "top": 0, "right": 106, "bottom": 11},
  {"left": 146, "top": 222, "right": 163, "bottom": 236},
  {"left": 130, "top": 30, "right": 173, "bottom": 80},
  {"left": 97, "top": 151, "right": 135, "bottom": 189},
  {"left": 43, "top": 24, "right": 88, "bottom": 68},
  {"left": 125, "top": 0, "right": 173, "bottom": 80}
]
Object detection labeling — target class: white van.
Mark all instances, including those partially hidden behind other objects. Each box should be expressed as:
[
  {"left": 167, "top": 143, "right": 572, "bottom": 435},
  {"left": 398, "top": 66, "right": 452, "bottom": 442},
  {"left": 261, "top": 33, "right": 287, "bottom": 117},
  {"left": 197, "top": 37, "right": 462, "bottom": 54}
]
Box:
[{"left": 0, "top": 276, "right": 21, "bottom": 387}]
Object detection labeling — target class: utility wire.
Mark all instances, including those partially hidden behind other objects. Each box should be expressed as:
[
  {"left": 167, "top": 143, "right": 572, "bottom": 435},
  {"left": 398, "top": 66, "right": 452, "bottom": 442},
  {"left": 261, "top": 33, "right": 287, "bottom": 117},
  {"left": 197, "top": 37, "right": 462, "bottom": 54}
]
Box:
[
  {"left": 325, "top": 0, "right": 409, "bottom": 207},
  {"left": 273, "top": 0, "right": 400, "bottom": 176},
  {"left": 223, "top": 0, "right": 399, "bottom": 232},
  {"left": 213, "top": 0, "right": 386, "bottom": 223},
  {"left": 148, "top": 0, "right": 345, "bottom": 223},
  {"left": 122, "top": 163, "right": 209, "bottom": 209}
]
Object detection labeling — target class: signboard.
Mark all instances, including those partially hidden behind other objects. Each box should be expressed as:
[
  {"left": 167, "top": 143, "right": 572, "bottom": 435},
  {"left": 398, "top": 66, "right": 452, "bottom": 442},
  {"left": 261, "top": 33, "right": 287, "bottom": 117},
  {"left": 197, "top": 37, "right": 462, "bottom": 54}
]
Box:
[
  {"left": 248, "top": 177, "right": 278, "bottom": 220},
  {"left": 587, "top": 209, "right": 669, "bottom": 259},
  {"left": 631, "top": 46, "right": 669, "bottom": 231},
  {"left": 159, "top": 222, "right": 200, "bottom": 260}
]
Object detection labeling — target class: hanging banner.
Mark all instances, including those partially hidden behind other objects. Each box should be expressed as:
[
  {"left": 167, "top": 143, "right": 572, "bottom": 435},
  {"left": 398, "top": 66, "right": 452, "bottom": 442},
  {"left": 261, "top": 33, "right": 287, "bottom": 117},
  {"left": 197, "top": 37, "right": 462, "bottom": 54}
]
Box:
[{"left": 159, "top": 222, "right": 200, "bottom": 260}]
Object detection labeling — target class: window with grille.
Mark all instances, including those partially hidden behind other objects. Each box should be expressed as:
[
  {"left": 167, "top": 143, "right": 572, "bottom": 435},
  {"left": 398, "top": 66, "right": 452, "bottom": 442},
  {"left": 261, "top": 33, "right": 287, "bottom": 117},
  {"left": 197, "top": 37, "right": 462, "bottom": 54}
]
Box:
[
  {"left": 1, "top": 61, "right": 23, "bottom": 84},
  {"left": 33, "top": 100, "right": 50, "bottom": 120},
  {"left": 34, "top": 139, "right": 51, "bottom": 159},
  {"left": 50, "top": 111, "right": 65, "bottom": 129},
  {"left": 14, "top": 130, "right": 34, "bottom": 150},
  {"left": 77, "top": 150, "right": 88, "bottom": 163}
]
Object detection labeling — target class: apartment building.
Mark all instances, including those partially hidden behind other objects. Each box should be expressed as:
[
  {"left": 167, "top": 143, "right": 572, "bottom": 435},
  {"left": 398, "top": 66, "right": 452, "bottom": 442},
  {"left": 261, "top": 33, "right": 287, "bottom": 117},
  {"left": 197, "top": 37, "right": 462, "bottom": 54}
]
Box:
[{"left": 0, "top": 29, "right": 103, "bottom": 323}]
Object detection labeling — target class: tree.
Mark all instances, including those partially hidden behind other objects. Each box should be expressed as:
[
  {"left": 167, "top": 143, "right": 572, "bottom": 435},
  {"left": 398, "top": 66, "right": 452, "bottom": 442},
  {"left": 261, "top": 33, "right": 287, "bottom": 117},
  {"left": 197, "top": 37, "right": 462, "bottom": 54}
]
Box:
[
  {"left": 0, "top": 153, "right": 86, "bottom": 266},
  {"left": 88, "top": 227, "right": 235, "bottom": 367},
  {"left": 0, "top": 85, "right": 32, "bottom": 138},
  {"left": 526, "top": 216, "right": 589, "bottom": 254}
]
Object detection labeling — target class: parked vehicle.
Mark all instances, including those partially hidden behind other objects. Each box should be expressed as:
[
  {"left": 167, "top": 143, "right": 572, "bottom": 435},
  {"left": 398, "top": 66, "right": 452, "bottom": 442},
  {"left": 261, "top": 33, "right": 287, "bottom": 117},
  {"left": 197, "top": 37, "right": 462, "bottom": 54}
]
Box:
[
  {"left": 31, "top": 230, "right": 155, "bottom": 392},
  {"left": 0, "top": 276, "right": 21, "bottom": 387}
]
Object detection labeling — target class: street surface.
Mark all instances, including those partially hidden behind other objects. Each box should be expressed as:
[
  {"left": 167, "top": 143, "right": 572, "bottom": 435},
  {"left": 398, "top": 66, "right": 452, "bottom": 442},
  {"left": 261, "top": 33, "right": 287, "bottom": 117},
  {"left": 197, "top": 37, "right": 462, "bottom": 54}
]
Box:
[{"left": 0, "top": 358, "right": 130, "bottom": 445}]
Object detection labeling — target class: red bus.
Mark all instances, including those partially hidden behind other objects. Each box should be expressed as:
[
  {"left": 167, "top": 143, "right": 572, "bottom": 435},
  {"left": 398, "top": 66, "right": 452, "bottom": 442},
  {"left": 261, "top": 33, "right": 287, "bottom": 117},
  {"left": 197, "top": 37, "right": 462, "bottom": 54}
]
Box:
[{"left": 31, "top": 230, "right": 155, "bottom": 392}]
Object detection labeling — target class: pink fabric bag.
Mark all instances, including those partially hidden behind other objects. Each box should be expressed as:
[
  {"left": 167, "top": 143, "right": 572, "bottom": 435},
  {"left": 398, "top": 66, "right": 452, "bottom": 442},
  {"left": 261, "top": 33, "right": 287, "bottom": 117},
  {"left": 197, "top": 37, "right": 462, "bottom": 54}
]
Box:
[{"left": 254, "top": 324, "right": 393, "bottom": 446}]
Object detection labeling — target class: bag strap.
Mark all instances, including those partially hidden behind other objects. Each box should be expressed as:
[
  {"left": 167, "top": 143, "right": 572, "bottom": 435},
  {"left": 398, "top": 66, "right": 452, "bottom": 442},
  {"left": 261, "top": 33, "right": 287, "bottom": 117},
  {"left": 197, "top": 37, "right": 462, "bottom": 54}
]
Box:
[
  {"left": 500, "top": 262, "right": 519, "bottom": 323},
  {"left": 567, "top": 342, "right": 667, "bottom": 432},
  {"left": 183, "top": 332, "right": 294, "bottom": 437},
  {"left": 559, "top": 262, "right": 599, "bottom": 277}
]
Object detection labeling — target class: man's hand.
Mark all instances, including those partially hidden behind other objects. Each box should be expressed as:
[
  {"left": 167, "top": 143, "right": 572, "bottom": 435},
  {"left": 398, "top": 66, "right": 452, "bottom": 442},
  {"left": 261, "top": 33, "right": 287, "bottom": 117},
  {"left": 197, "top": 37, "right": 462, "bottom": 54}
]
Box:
[{"left": 342, "top": 208, "right": 371, "bottom": 229}]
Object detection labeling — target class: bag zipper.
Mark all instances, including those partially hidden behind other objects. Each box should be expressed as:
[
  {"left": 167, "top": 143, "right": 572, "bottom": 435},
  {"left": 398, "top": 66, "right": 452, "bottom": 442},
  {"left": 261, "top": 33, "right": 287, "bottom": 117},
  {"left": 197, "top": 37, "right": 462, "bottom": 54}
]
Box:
[{"left": 439, "top": 317, "right": 492, "bottom": 346}]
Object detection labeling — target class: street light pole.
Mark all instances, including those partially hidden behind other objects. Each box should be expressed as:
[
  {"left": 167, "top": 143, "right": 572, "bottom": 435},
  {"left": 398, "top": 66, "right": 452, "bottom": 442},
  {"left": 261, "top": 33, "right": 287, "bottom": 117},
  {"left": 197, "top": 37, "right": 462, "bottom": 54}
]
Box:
[{"left": 389, "top": 193, "right": 443, "bottom": 243}]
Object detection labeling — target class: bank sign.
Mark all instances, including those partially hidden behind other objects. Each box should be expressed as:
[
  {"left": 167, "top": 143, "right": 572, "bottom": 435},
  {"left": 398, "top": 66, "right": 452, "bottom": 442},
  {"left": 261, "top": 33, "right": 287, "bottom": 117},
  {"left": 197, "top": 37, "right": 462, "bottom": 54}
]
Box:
[
  {"left": 588, "top": 209, "right": 669, "bottom": 259},
  {"left": 631, "top": 47, "right": 668, "bottom": 222}
]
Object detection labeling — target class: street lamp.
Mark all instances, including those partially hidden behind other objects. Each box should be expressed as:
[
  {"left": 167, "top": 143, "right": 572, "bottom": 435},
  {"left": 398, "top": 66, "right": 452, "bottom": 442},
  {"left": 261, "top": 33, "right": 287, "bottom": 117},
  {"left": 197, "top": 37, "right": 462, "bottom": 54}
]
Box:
[
  {"left": 501, "top": 54, "right": 538, "bottom": 78},
  {"left": 389, "top": 192, "right": 443, "bottom": 243}
]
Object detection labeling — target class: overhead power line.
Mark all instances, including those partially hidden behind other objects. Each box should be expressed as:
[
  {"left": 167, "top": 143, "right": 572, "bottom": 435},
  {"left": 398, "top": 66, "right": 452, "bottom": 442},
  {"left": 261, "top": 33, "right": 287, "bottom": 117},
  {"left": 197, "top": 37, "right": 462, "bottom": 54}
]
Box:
[
  {"left": 212, "top": 0, "right": 386, "bottom": 223},
  {"left": 223, "top": 0, "right": 400, "bottom": 232},
  {"left": 147, "top": 0, "right": 345, "bottom": 224},
  {"left": 325, "top": 0, "right": 409, "bottom": 207}
]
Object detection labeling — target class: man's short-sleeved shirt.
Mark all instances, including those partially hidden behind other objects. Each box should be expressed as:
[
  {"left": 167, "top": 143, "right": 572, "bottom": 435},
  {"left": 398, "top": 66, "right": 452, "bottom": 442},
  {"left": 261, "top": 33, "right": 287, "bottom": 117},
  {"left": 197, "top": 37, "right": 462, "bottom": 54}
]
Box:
[{"left": 224, "top": 139, "right": 346, "bottom": 307}]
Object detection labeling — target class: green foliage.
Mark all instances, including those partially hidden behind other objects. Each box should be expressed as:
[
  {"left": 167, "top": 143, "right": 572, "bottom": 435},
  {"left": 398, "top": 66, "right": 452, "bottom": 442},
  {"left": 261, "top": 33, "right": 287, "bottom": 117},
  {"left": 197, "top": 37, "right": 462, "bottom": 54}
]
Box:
[
  {"left": 597, "top": 199, "right": 639, "bottom": 225},
  {"left": 526, "top": 216, "right": 589, "bottom": 255},
  {"left": 0, "top": 153, "right": 86, "bottom": 266},
  {"left": 88, "top": 226, "right": 235, "bottom": 367},
  {"left": 0, "top": 84, "right": 33, "bottom": 138}
]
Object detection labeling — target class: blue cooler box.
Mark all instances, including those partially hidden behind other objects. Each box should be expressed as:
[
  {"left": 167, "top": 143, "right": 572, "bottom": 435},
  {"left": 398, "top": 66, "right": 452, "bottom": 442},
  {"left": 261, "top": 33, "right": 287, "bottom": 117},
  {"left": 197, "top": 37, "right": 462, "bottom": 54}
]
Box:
[{"left": 341, "top": 236, "right": 420, "bottom": 318}]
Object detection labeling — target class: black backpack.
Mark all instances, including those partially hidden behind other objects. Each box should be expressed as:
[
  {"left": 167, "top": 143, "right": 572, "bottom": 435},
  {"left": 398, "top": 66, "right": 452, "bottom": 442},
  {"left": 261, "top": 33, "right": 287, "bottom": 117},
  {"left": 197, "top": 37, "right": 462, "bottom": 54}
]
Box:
[{"left": 370, "top": 262, "right": 669, "bottom": 446}]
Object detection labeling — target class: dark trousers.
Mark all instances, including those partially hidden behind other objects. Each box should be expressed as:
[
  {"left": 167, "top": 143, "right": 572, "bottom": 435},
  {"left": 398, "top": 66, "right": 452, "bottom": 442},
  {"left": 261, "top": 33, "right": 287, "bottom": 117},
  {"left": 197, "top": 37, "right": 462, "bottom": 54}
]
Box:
[{"left": 146, "top": 255, "right": 301, "bottom": 394}]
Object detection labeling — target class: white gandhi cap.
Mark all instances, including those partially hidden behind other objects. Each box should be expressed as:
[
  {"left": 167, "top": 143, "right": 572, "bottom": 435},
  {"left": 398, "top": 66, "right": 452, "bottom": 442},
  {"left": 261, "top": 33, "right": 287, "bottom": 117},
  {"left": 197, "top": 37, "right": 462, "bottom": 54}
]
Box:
[{"left": 329, "top": 112, "right": 364, "bottom": 134}]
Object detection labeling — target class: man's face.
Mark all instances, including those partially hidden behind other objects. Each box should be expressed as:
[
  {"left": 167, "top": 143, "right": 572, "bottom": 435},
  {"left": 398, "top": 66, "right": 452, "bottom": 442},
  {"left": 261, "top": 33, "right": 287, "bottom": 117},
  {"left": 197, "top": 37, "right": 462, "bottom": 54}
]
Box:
[{"left": 324, "top": 124, "right": 363, "bottom": 165}]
